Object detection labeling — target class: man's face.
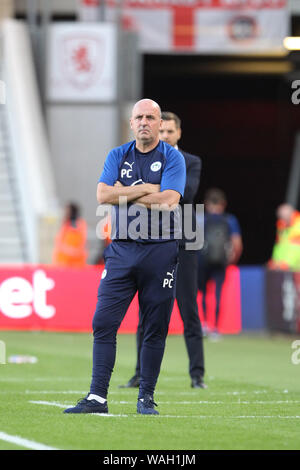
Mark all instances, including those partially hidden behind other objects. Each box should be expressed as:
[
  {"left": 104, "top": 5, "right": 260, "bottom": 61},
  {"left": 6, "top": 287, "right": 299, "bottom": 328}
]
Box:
[
  {"left": 130, "top": 101, "right": 162, "bottom": 146},
  {"left": 159, "top": 119, "right": 182, "bottom": 147}
]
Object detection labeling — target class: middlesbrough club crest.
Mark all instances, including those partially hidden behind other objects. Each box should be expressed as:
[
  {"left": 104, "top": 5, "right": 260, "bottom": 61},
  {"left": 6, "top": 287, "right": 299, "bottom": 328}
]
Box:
[
  {"left": 47, "top": 24, "right": 117, "bottom": 102},
  {"left": 61, "top": 35, "right": 104, "bottom": 90}
]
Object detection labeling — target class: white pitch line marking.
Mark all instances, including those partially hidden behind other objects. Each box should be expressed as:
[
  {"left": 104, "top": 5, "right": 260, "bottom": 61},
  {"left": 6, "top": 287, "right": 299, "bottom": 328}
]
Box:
[
  {"left": 0, "top": 383, "right": 290, "bottom": 396},
  {"left": 150, "top": 415, "right": 300, "bottom": 419},
  {"left": 29, "top": 400, "right": 68, "bottom": 409},
  {"left": 90, "top": 414, "right": 129, "bottom": 417},
  {"left": 25, "top": 390, "right": 87, "bottom": 395},
  {"left": 0, "top": 389, "right": 286, "bottom": 398},
  {"left": 20, "top": 389, "right": 290, "bottom": 397},
  {"left": 0, "top": 431, "right": 58, "bottom": 450},
  {"left": 227, "top": 416, "right": 300, "bottom": 419},
  {"left": 27, "top": 397, "right": 300, "bottom": 405},
  {"left": 29, "top": 401, "right": 300, "bottom": 420},
  {"left": 109, "top": 400, "right": 300, "bottom": 405},
  {"left": 117, "top": 400, "right": 300, "bottom": 405},
  {"left": 29, "top": 401, "right": 128, "bottom": 417}
]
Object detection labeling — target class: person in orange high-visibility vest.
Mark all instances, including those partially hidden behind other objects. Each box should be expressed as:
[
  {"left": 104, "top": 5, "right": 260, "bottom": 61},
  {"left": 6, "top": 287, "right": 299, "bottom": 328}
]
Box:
[
  {"left": 269, "top": 203, "right": 300, "bottom": 272},
  {"left": 53, "top": 203, "right": 88, "bottom": 268},
  {"left": 101, "top": 216, "right": 112, "bottom": 248},
  {"left": 93, "top": 215, "right": 112, "bottom": 266}
]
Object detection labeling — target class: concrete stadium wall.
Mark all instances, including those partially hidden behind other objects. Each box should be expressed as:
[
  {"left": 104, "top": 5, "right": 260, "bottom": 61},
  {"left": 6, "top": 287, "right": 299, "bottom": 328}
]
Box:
[
  {"left": 46, "top": 104, "right": 119, "bottom": 262},
  {"left": 2, "top": 19, "right": 59, "bottom": 262}
]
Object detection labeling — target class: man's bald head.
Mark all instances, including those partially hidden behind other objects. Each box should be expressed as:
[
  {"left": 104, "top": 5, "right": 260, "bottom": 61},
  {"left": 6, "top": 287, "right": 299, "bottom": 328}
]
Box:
[
  {"left": 130, "top": 98, "right": 162, "bottom": 152},
  {"left": 131, "top": 99, "right": 161, "bottom": 119}
]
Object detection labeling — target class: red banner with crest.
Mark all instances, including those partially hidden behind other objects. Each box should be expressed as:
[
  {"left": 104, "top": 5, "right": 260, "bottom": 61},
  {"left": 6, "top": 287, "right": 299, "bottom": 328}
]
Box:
[{"left": 79, "top": 0, "right": 289, "bottom": 53}]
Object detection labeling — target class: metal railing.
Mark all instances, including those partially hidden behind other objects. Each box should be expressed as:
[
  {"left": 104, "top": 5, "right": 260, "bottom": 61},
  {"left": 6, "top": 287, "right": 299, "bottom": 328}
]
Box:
[{"left": 0, "top": 41, "right": 28, "bottom": 262}]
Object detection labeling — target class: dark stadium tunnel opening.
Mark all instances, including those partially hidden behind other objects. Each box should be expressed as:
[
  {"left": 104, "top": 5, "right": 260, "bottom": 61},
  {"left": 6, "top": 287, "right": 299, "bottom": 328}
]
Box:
[{"left": 142, "top": 54, "right": 296, "bottom": 265}]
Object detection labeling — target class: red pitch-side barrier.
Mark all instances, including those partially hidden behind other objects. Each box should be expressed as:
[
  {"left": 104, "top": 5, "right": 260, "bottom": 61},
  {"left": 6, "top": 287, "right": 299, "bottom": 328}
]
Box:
[{"left": 0, "top": 265, "right": 241, "bottom": 334}]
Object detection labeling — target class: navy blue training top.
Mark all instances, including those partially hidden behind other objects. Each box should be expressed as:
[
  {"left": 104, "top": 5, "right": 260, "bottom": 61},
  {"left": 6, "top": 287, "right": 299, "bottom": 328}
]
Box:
[{"left": 98, "top": 140, "right": 186, "bottom": 242}]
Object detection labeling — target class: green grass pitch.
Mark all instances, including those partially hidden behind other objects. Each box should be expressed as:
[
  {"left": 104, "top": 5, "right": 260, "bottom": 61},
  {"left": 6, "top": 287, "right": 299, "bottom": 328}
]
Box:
[{"left": 0, "top": 330, "right": 299, "bottom": 450}]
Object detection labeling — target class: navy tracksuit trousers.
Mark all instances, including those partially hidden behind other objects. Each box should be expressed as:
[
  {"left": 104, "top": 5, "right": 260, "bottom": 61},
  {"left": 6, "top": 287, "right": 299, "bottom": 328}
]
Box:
[
  {"left": 197, "top": 252, "right": 226, "bottom": 328},
  {"left": 90, "top": 240, "right": 178, "bottom": 399},
  {"left": 135, "top": 248, "right": 205, "bottom": 380}
]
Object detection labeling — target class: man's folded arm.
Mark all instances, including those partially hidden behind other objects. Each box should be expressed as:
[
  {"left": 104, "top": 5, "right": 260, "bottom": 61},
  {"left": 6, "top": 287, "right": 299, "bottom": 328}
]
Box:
[
  {"left": 134, "top": 189, "right": 181, "bottom": 210},
  {"left": 97, "top": 182, "right": 160, "bottom": 205}
]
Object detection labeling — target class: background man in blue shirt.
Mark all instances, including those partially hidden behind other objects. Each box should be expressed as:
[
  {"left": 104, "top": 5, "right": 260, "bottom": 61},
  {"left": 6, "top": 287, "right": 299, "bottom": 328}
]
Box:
[
  {"left": 64, "top": 99, "right": 186, "bottom": 415},
  {"left": 197, "top": 188, "right": 243, "bottom": 340}
]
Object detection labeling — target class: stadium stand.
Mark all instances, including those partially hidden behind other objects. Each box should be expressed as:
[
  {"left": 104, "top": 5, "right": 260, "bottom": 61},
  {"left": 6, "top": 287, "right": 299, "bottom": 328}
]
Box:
[
  {"left": 0, "top": 91, "right": 26, "bottom": 262},
  {"left": 0, "top": 19, "right": 59, "bottom": 263}
]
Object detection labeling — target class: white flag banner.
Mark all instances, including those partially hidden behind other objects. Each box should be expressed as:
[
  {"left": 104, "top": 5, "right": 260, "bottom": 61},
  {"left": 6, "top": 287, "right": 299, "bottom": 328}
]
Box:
[
  {"left": 103, "top": 0, "right": 290, "bottom": 54},
  {"left": 77, "top": 0, "right": 102, "bottom": 22},
  {"left": 47, "top": 23, "right": 117, "bottom": 102},
  {"left": 195, "top": 8, "right": 290, "bottom": 53}
]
